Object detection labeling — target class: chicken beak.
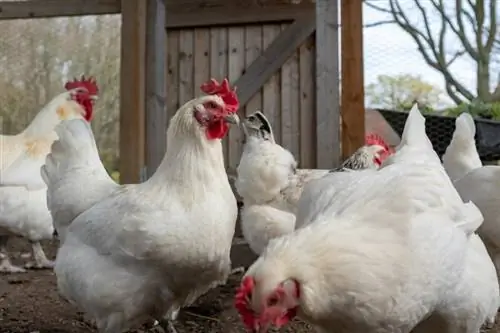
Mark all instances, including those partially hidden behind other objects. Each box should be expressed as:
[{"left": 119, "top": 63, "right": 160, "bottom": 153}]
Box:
[{"left": 224, "top": 113, "right": 240, "bottom": 125}]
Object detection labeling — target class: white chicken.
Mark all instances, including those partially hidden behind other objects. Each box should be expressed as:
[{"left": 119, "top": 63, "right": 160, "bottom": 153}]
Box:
[
  {"left": 41, "top": 78, "right": 240, "bottom": 333},
  {"left": 443, "top": 112, "right": 500, "bottom": 275},
  {"left": 0, "top": 76, "right": 98, "bottom": 273},
  {"left": 235, "top": 105, "right": 498, "bottom": 333},
  {"left": 236, "top": 111, "right": 394, "bottom": 254}
]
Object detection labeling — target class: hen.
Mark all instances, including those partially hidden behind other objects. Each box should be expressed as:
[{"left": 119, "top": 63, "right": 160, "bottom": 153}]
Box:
[
  {"left": 236, "top": 111, "right": 393, "bottom": 255},
  {"left": 235, "top": 105, "right": 498, "bottom": 333},
  {"left": 0, "top": 76, "right": 97, "bottom": 273},
  {"left": 41, "top": 78, "right": 240, "bottom": 333},
  {"left": 443, "top": 112, "right": 500, "bottom": 276}
]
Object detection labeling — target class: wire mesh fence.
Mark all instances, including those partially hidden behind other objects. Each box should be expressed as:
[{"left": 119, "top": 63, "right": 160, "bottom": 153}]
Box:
[
  {"left": 0, "top": 14, "right": 121, "bottom": 175},
  {"left": 362, "top": 0, "right": 500, "bottom": 161}
]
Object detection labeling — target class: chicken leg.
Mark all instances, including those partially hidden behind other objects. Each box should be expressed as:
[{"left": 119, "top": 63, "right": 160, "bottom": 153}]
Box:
[
  {"left": 158, "top": 318, "right": 179, "bottom": 333},
  {"left": 24, "top": 241, "right": 54, "bottom": 269},
  {"left": 0, "top": 235, "right": 26, "bottom": 273}
]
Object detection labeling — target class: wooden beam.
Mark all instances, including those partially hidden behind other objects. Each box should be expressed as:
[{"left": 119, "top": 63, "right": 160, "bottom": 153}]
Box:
[
  {"left": 119, "top": 0, "right": 146, "bottom": 184},
  {"left": 341, "top": 0, "right": 365, "bottom": 159},
  {"left": 0, "top": 0, "right": 120, "bottom": 20},
  {"left": 315, "top": 0, "right": 340, "bottom": 168},
  {"left": 234, "top": 13, "right": 316, "bottom": 108},
  {"left": 145, "top": 0, "right": 167, "bottom": 178},
  {"left": 165, "top": 2, "right": 314, "bottom": 28}
]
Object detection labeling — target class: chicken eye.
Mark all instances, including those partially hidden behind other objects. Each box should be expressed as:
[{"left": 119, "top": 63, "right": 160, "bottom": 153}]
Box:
[
  {"left": 206, "top": 102, "right": 218, "bottom": 109},
  {"left": 267, "top": 295, "right": 279, "bottom": 307},
  {"left": 247, "top": 115, "right": 256, "bottom": 122}
]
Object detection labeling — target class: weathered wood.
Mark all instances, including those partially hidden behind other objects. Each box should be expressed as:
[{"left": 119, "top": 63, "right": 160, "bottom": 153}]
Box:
[
  {"left": 166, "top": 30, "right": 180, "bottom": 130},
  {"left": 228, "top": 27, "right": 245, "bottom": 170},
  {"left": 244, "top": 26, "right": 264, "bottom": 116},
  {"left": 315, "top": 0, "right": 340, "bottom": 168},
  {"left": 209, "top": 27, "right": 230, "bottom": 167},
  {"left": 145, "top": 0, "right": 167, "bottom": 178},
  {"left": 178, "top": 30, "right": 195, "bottom": 105},
  {"left": 299, "top": 35, "right": 316, "bottom": 168},
  {"left": 119, "top": 0, "right": 146, "bottom": 184},
  {"left": 0, "top": 0, "right": 312, "bottom": 28},
  {"left": 341, "top": 0, "right": 365, "bottom": 159},
  {"left": 165, "top": 1, "right": 314, "bottom": 28},
  {"left": 0, "top": 0, "right": 120, "bottom": 20},
  {"left": 262, "top": 25, "right": 283, "bottom": 143},
  {"left": 234, "top": 14, "right": 315, "bottom": 108}
]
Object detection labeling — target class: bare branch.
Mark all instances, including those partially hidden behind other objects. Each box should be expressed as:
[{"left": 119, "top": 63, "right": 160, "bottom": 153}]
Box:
[
  {"left": 363, "top": 20, "right": 395, "bottom": 28},
  {"left": 363, "top": 1, "right": 393, "bottom": 14},
  {"left": 485, "top": 0, "right": 497, "bottom": 52}
]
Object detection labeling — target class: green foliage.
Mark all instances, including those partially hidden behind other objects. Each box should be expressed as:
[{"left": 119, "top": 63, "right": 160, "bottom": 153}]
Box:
[
  {"left": 366, "top": 74, "right": 445, "bottom": 111},
  {"left": 444, "top": 101, "right": 500, "bottom": 120}
]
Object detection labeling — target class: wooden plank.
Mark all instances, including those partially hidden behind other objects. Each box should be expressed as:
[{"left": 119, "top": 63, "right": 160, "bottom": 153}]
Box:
[
  {"left": 178, "top": 30, "right": 195, "bottom": 105},
  {"left": 234, "top": 13, "right": 315, "bottom": 109},
  {"left": 244, "top": 26, "right": 263, "bottom": 116},
  {"left": 315, "top": 0, "right": 340, "bottom": 168},
  {"left": 0, "top": 0, "right": 313, "bottom": 26},
  {"left": 299, "top": 35, "right": 316, "bottom": 168},
  {"left": 119, "top": 0, "right": 146, "bottom": 184},
  {"left": 283, "top": 23, "right": 300, "bottom": 160},
  {"left": 341, "top": 0, "right": 365, "bottom": 159},
  {"left": 262, "top": 25, "right": 282, "bottom": 143},
  {"left": 145, "top": 0, "right": 167, "bottom": 179},
  {"left": 0, "top": 0, "right": 121, "bottom": 20},
  {"left": 194, "top": 29, "right": 210, "bottom": 93},
  {"left": 210, "top": 27, "right": 230, "bottom": 168},
  {"left": 280, "top": 24, "right": 293, "bottom": 156},
  {"left": 165, "top": 1, "right": 314, "bottom": 28},
  {"left": 166, "top": 31, "right": 180, "bottom": 131},
  {"left": 228, "top": 27, "right": 245, "bottom": 171}
]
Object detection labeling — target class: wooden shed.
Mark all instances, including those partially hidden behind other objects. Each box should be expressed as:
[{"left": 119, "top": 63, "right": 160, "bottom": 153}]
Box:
[{"left": 0, "top": 0, "right": 365, "bottom": 184}]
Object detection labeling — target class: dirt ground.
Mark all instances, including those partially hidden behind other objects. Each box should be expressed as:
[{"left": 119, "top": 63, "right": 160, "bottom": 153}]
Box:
[
  {"left": 0, "top": 237, "right": 312, "bottom": 333},
  {"left": 1, "top": 238, "right": 499, "bottom": 333}
]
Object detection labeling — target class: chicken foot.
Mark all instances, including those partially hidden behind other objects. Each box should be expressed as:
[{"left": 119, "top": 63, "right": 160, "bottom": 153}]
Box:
[
  {"left": 158, "top": 318, "right": 179, "bottom": 333},
  {"left": 24, "top": 241, "right": 54, "bottom": 269},
  {"left": 0, "top": 236, "right": 26, "bottom": 273}
]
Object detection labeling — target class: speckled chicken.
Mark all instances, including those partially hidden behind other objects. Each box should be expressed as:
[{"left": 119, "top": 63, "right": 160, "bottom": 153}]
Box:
[
  {"left": 234, "top": 105, "right": 498, "bottom": 333},
  {"left": 236, "top": 111, "right": 393, "bottom": 255}
]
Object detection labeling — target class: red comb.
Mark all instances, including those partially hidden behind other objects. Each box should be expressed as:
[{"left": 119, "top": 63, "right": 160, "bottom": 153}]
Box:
[
  {"left": 64, "top": 75, "right": 99, "bottom": 96},
  {"left": 235, "top": 276, "right": 256, "bottom": 329},
  {"left": 365, "top": 133, "right": 393, "bottom": 152},
  {"left": 200, "top": 78, "right": 239, "bottom": 113}
]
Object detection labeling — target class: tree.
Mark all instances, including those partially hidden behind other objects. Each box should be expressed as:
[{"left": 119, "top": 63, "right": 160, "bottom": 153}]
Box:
[
  {"left": 365, "top": 0, "right": 499, "bottom": 104},
  {"left": 365, "top": 74, "right": 444, "bottom": 111},
  {"left": 0, "top": 15, "right": 121, "bottom": 174}
]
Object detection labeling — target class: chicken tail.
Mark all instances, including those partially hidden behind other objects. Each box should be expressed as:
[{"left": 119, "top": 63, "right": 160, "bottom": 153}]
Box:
[
  {"left": 399, "top": 104, "right": 434, "bottom": 150},
  {"left": 41, "top": 119, "right": 117, "bottom": 241},
  {"left": 442, "top": 113, "right": 482, "bottom": 181},
  {"left": 454, "top": 201, "right": 483, "bottom": 238}
]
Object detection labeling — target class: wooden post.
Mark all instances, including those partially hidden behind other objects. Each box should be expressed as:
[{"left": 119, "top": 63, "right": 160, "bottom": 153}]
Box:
[
  {"left": 315, "top": 0, "right": 341, "bottom": 168},
  {"left": 145, "top": 0, "right": 167, "bottom": 178},
  {"left": 119, "top": 0, "right": 146, "bottom": 184},
  {"left": 341, "top": 0, "right": 365, "bottom": 159}
]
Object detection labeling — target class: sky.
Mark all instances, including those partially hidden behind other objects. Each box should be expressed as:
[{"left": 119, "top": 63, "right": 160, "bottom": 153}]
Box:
[{"left": 361, "top": 1, "right": 479, "bottom": 107}]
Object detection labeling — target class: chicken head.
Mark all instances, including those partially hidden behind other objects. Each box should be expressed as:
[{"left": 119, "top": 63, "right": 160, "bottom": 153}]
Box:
[
  {"left": 64, "top": 75, "right": 99, "bottom": 121},
  {"left": 365, "top": 133, "right": 394, "bottom": 166},
  {"left": 235, "top": 276, "right": 300, "bottom": 333},
  {"left": 193, "top": 78, "right": 240, "bottom": 140},
  {"left": 241, "top": 111, "right": 275, "bottom": 143}
]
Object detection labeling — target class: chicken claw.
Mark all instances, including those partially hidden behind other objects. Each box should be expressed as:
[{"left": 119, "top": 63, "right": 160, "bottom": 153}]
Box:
[
  {"left": 158, "top": 318, "right": 178, "bottom": 333},
  {"left": 24, "top": 241, "right": 54, "bottom": 269}
]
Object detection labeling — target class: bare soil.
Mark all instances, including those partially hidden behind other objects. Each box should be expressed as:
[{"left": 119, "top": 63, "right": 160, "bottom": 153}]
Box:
[
  {"left": 1, "top": 238, "right": 499, "bottom": 333},
  {"left": 0, "top": 238, "right": 311, "bottom": 333}
]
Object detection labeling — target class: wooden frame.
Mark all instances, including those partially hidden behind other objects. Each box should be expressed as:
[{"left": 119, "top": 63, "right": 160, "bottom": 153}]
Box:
[
  {"left": 1, "top": 0, "right": 364, "bottom": 181},
  {"left": 0, "top": 0, "right": 314, "bottom": 28}
]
